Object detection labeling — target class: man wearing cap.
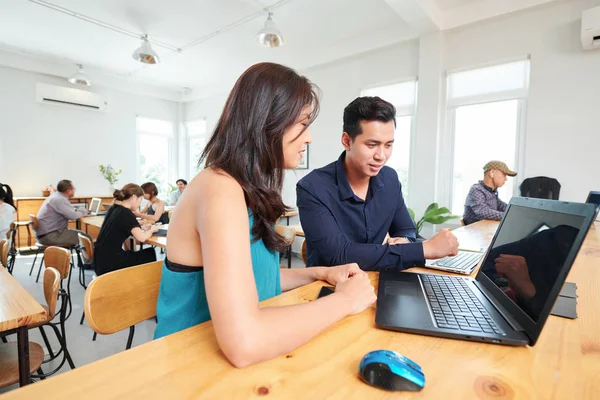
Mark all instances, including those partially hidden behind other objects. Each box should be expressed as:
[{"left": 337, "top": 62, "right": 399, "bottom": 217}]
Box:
[{"left": 463, "top": 161, "right": 517, "bottom": 225}]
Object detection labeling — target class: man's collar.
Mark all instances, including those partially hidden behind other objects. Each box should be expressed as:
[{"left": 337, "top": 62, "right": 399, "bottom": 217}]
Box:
[{"left": 479, "top": 180, "right": 497, "bottom": 193}]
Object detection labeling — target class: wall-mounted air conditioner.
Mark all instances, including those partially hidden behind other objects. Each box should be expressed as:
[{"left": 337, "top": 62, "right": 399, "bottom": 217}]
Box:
[
  {"left": 582, "top": 6, "right": 600, "bottom": 51},
  {"left": 36, "top": 83, "right": 108, "bottom": 111}
]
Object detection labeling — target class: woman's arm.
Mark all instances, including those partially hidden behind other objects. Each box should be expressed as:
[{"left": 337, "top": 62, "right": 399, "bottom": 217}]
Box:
[
  {"left": 139, "top": 200, "right": 164, "bottom": 223},
  {"left": 280, "top": 268, "right": 326, "bottom": 292},
  {"left": 198, "top": 171, "right": 376, "bottom": 368},
  {"left": 130, "top": 225, "right": 159, "bottom": 243}
]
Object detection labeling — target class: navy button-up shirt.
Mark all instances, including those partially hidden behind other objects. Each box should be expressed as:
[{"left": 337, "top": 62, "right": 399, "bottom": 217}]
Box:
[{"left": 297, "top": 152, "right": 424, "bottom": 270}]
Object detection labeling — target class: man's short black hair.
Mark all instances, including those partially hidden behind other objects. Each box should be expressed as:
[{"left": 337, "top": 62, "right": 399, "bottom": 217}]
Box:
[
  {"left": 57, "top": 179, "right": 73, "bottom": 193},
  {"left": 176, "top": 179, "right": 187, "bottom": 185},
  {"left": 343, "top": 96, "right": 396, "bottom": 141}
]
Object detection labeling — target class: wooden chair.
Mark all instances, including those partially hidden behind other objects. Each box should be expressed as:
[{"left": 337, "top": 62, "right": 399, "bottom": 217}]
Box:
[
  {"left": 28, "top": 214, "right": 76, "bottom": 282},
  {"left": 0, "top": 268, "right": 64, "bottom": 387},
  {"left": 77, "top": 233, "right": 95, "bottom": 289},
  {"left": 301, "top": 240, "right": 307, "bottom": 265},
  {"left": 28, "top": 267, "right": 75, "bottom": 376},
  {"left": 6, "top": 223, "right": 17, "bottom": 273},
  {"left": 43, "top": 247, "right": 74, "bottom": 321},
  {"left": 276, "top": 225, "right": 296, "bottom": 268},
  {"left": 84, "top": 260, "right": 163, "bottom": 350},
  {"left": 0, "top": 239, "right": 6, "bottom": 268}
]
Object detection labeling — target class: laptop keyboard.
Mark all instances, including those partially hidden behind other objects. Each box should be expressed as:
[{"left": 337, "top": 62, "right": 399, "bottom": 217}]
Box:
[
  {"left": 432, "top": 252, "right": 482, "bottom": 272},
  {"left": 421, "top": 275, "right": 505, "bottom": 335}
]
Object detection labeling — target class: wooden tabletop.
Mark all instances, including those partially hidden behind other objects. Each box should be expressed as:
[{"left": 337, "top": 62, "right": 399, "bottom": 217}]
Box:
[
  {"left": 0, "top": 269, "right": 46, "bottom": 333},
  {"left": 5, "top": 221, "right": 600, "bottom": 399},
  {"left": 146, "top": 224, "right": 168, "bottom": 249},
  {"left": 80, "top": 216, "right": 105, "bottom": 229}
]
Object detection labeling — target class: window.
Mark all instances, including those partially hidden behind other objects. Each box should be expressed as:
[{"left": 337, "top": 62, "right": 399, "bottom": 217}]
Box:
[
  {"left": 448, "top": 59, "right": 530, "bottom": 215},
  {"left": 136, "top": 117, "right": 174, "bottom": 198},
  {"left": 186, "top": 119, "right": 208, "bottom": 179},
  {"left": 361, "top": 80, "right": 417, "bottom": 199}
]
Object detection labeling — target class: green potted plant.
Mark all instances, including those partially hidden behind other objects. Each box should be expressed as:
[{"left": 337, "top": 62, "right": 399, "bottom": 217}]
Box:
[
  {"left": 99, "top": 164, "right": 123, "bottom": 194},
  {"left": 408, "top": 203, "right": 460, "bottom": 239}
]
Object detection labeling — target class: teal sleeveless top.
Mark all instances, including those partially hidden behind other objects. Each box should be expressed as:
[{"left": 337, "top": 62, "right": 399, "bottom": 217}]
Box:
[{"left": 154, "top": 213, "right": 281, "bottom": 339}]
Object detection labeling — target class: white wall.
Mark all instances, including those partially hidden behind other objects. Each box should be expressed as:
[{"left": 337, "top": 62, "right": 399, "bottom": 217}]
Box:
[
  {"left": 0, "top": 65, "right": 179, "bottom": 197},
  {"left": 442, "top": 0, "right": 600, "bottom": 203}
]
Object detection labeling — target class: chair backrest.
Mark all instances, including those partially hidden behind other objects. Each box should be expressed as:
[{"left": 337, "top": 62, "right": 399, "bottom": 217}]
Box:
[
  {"left": 519, "top": 176, "right": 561, "bottom": 200},
  {"left": 0, "top": 239, "right": 6, "bottom": 268},
  {"left": 44, "top": 246, "right": 71, "bottom": 280},
  {"left": 275, "top": 225, "right": 295, "bottom": 246},
  {"left": 78, "top": 233, "right": 94, "bottom": 262},
  {"left": 84, "top": 260, "right": 163, "bottom": 335},
  {"left": 301, "top": 240, "right": 307, "bottom": 265},
  {"left": 43, "top": 267, "right": 61, "bottom": 321},
  {"left": 29, "top": 214, "right": 39, "bottom": 232}
]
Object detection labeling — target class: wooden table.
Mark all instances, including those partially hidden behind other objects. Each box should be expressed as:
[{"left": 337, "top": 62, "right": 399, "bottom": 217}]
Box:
[
  {"left": 0, "top": 269, "right": 46, "bottom": 386},
  {"left": 4, "top": 221, "right": 600, "bottom": 398}
]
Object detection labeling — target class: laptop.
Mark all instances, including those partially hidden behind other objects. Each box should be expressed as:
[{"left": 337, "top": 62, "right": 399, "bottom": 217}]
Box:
[
  {"left": 585, "top": 191, "right": 600, "bottom": 220},
  {"left": 423, "top": 250, "right": 483, "bottom": 275},
  {"left": 89, "top": 197, "right": 107, "bottom": 216},
  {"left": 376, "top": 197, "right": 596, "bottom": 346}
]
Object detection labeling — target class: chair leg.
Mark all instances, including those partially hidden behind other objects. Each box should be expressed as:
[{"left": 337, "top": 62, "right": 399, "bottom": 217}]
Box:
[
  {"left": 80, "top": 311, "right": 85, "bottom": 325},
  {"left": 39, "top": 326, "right": 55, "bottom": 358},
  {"left": 36, "top": 367, "right": 46, "bottom": 380},
  {"left": 30, "top": 248, "right": 40, "bottom": 275},
  {"left": 125, "top": 325, "right": 135, "bottom": 350},
  {"left": 1, "top": 335, "right": 7, "bottom": 343},
  {"left": 35, "top": 254, "right": 45, "bottom": 283},
  {"left": 92, "top": 332, "right": 97, "bottom": 341}
]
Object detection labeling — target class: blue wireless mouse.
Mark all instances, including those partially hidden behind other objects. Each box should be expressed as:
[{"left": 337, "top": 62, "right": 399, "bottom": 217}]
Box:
[{"left": 359, "top": 350, "right": 425, "bottom": 392}]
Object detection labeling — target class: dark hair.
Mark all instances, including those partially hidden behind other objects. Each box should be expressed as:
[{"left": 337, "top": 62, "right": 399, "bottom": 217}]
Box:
[
  {"left": 343, "top": 96, "right": 396, "bottom": 141},
  {"left": 176, "top": 179, "right": 187, "bottom": 185},
  {"left": 0, "top": 183, "right": 16, "bottom": 210},
  {"left": 200, "top": 62, "right": 320, "bottom": 252},
  {"left": 140, "top": 182, "right": 158, "bottom": 197},
  {"left": 113, "top": 184, "right": 143, "bottom": 201},
  {"left": 57, "top": 179, "right": 73, "bottom": 193}
]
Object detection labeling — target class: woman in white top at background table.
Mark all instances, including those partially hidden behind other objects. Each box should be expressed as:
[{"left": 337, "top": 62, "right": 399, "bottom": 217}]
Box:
[{"left": 0, "top": 183, "right": 16, "bottom": 239}]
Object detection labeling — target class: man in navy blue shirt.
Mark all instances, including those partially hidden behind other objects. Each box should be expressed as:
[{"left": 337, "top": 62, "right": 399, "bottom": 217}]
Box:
[{"left": 297, "top": 97, "right": 458, "bottom": 270}]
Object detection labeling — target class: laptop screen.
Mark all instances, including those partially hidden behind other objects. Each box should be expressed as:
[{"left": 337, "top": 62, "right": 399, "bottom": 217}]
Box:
[
  {"left": 89, "top": 198, "right": 101, "bottom": 213},
  {"left": 586, "top": 191, "right": 600, "bottom": 208},
  {"left": 479, "top": 205, "right": 584, "bottom": 322}
]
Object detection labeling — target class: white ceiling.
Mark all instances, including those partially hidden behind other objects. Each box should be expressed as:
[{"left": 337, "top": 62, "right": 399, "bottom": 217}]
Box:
[{"left": 0, "top": 0, "right": 560, "bottom": 101}]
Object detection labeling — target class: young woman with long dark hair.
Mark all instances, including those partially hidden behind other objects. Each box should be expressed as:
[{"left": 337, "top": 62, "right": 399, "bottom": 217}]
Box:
[{"left": 154, "top": 63, "right": 376, "bottom": 367}]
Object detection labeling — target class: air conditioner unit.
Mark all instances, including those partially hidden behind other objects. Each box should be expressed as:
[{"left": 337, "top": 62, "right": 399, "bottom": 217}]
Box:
[
  {"left": 582, "top": 6, "right": 600, "bottom": 51},
  {"left": 36, "top": 83, "right": 108, "bottom": 111}
]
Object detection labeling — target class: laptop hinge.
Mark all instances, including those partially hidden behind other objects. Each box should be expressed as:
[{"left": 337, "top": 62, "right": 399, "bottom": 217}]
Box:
[{"left": 472, "top": 280, "right": 526, "bottom": 333}]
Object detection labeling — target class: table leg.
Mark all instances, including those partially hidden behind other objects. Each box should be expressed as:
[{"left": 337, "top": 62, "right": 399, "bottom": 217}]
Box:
[{"left": 17, "top": 326, "right": 31, "bottom": 386}]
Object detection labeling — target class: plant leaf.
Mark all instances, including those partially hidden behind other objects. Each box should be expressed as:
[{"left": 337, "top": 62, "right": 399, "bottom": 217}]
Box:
[
  {"left": 427, "top": 215, "right": 460, "bottom": 225},
  {"left": 408, "top": 208, "right": 415, "bottom": 222}
]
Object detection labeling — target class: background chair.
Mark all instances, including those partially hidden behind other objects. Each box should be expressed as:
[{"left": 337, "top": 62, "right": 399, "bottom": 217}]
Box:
[
  {"left": 84, "top": 260, "right": 162, "bottom": 350},
  {"left": 301, "top": 240, "right": 307, "bottom": 265},
  {"left": 519, "top": 176, "right": 561, "bottom": 200},
  {"left": 43, "top": 247, "right": 74, "bottom": 321},
  {"left": 276, "top": 225, "right": 296, "bottom": 268},
  {"left": 29, "top": 267, "right": 76, "bottom": 378}
]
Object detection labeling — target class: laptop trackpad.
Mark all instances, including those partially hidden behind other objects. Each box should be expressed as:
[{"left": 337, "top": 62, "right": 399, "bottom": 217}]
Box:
[{"left": 384, "top": 281, "right": 419, "bottom": 297}]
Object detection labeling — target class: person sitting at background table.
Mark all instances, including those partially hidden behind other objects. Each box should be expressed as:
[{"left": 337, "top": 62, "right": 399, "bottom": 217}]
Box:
[
  {"left": 135, "top": 182, "right": 169, "bottom": 224},
  {"left": 94, "top": 184, "right": 159, "bottom": 276},
  {"left": 36, "top": 179, "right": 90, "bottom": 245},
  {"left": 170, "top": 179, "right": 187, "bottom": 205},
  {"left": 0, "top": 183, "right": 16, "bottom": 239},
  {"left": 154, "top": 62, "right": 376, "bottom": 368}
]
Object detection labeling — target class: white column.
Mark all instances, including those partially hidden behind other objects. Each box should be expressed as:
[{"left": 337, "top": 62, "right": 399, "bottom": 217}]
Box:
[{"left": 410, "top": 32, "right": 445, "bottom": 237}]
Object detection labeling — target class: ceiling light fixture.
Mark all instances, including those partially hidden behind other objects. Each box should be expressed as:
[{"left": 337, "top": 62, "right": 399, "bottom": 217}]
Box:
[
  {"left": 257, "top": 12, "right": 285, "bottom": 48},
  {"left": 132, "top": 34, "right": 160, "bottom": 64},
  {"left": 68, "top": 64, "right": 92, "bottom": 86}
]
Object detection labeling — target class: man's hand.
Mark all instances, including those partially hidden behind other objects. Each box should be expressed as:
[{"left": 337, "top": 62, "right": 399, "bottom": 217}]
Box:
[
  {"left": 422, "top": 229, "right": 459, "bottom": 259},
  {"left": 387, "top": 237, "right": 410, "bottom": 245}
]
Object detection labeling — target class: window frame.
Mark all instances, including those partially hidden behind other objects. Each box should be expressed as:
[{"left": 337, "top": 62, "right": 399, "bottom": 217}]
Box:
[
  {"left": 136, "top": 116, "right": 175, "bottom": 197},
  {"left": 185, "top": 119, "right": 208, "bottom": 180}
]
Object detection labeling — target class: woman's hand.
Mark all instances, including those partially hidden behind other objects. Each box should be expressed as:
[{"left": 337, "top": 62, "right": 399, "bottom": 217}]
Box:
[{"left": 318, "top": 263, "right": 366, "bottom": 286}]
